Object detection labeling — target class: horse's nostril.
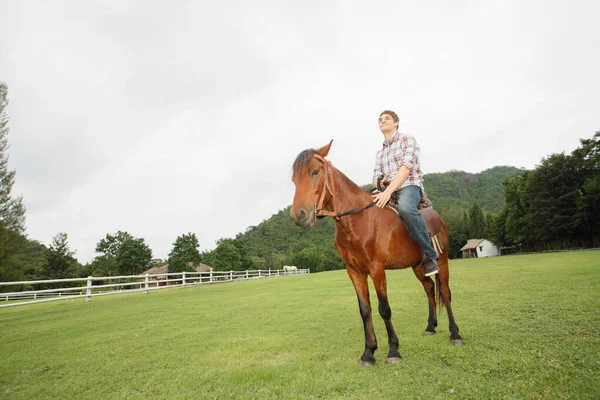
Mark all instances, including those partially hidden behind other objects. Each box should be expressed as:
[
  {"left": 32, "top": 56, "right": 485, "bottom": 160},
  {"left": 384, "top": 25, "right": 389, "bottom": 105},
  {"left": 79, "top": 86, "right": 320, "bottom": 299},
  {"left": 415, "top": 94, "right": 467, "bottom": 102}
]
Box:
[{"left": 297, "top": 209, "right": 307, "bottom": 221}]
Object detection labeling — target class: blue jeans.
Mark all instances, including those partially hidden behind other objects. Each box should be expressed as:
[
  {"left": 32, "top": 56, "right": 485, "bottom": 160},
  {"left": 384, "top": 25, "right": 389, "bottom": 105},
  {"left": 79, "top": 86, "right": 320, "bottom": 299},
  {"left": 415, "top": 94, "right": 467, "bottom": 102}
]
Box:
[{"left": 396, "top": 185, "right": 438, "bottom": 260}]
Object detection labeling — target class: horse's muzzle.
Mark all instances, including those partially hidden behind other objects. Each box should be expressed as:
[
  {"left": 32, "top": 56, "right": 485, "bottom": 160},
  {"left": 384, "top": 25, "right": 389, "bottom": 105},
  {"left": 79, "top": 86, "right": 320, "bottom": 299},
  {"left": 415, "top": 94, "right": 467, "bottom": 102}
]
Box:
[{"left": 290, "top": 207, "right": 315, "bottom": 228}]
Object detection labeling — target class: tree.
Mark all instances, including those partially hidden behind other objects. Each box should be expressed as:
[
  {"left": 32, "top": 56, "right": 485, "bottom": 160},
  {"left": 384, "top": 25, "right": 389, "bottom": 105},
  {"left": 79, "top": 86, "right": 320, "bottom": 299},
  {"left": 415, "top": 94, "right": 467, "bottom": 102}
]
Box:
[
  {"left": 168, "top": 233, "right": 201, "bottom": 273},
  {"left": 523, "top": 153, "right": 581, "bottom": 242},
  {"left": 95, "top": 231, "right": 133, "bottom": 259},
  {"left": 117, "top": 237, "right": 152, "bottom": 275},
  {"left": 0, "top": 82, "right": 26, "bottom": 266},
  {"left": 438, "top": 205, "right": 469, "bottom": 259},
  {"left": 468, "top": 203, "right": 486, "bottom": 239},
  {"left": 492, "top": 131, "right": 600, "bottom": 251},
  {"left": 147, "top": 258, "right": 166, "bottom": 269},
  {"left": 573, "top": 131, "right": 600, "bottom": 235},
  {"left": 489, "top": 209, "right": 509, "bottom": 247},
  {"left": 94, "top": 231, "right": 152, "bottom": 276},
  {"left": 42, "top": 232, "right": 76, "bottom": 280},
  {"left": 484, "top": 213, "right": 495, "bottom": 240},
  {"left": 503, "top": 174, "right": 528, "bottom": 244},
  {"left": 213, "top": 239, "right": 242, "bottom": 271},
  {"left": 289, "top": 246, "right": 325, "bottom": 272},
  {"left": 89, "top": 255, "right": 118, "bottom": 277},
  {"left": 94, "top": 231, "right": 132, "bottom": 276}
]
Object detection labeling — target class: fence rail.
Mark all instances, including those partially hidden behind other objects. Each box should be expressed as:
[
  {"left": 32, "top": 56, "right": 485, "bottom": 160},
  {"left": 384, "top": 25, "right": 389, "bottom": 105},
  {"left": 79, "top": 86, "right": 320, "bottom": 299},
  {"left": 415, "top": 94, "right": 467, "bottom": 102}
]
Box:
[{"left": 0, "top": 268, "right": 309, "bottom": 308}]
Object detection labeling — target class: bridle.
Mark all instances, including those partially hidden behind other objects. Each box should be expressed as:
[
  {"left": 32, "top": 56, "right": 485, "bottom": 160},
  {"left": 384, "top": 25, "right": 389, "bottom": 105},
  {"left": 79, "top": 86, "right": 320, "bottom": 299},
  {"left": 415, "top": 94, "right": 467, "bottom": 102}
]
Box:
[{"left": 312, "top": 154, "right": 376, "bottom": 221}]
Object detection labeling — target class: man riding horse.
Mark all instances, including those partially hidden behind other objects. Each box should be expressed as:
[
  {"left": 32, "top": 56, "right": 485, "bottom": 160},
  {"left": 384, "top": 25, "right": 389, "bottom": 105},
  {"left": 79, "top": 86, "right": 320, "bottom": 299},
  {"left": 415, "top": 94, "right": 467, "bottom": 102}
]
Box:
[{"left": 371, "top": 110, "right": 440, "bottom": 277}]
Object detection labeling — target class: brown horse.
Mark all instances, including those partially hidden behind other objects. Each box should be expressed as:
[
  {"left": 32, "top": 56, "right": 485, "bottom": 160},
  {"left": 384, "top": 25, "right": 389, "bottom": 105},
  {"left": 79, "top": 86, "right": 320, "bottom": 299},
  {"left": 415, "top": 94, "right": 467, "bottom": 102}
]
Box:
[{"left": 290, "top": 141, "right": 463, "bottom": 366}]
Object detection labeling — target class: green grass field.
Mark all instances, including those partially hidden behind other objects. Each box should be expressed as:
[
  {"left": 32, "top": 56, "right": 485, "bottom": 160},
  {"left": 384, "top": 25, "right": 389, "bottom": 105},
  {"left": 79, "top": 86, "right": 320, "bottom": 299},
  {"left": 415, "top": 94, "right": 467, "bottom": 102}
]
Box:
[{"left": 2, "top": 251, "right": 599, "bottom": 399}]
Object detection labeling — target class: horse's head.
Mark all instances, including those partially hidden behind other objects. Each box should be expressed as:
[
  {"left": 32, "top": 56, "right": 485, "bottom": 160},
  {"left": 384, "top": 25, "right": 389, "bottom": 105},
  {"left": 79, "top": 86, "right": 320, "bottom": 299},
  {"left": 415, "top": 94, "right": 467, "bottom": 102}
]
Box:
[{"left": 290, "top": 140, "right": 333, "bottom": 228}]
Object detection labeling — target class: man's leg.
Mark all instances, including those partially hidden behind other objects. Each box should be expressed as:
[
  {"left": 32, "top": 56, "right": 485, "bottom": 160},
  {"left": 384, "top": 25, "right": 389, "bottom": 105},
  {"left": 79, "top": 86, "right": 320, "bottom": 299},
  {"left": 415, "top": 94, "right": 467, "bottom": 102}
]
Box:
[{"left": 396, "top": 186, "right": 439, "bottom": 276}]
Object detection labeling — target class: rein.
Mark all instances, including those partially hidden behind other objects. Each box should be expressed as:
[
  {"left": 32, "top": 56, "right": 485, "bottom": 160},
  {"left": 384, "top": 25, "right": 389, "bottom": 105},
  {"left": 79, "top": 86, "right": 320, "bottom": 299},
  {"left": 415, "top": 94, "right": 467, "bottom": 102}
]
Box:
[{"left": 312, "top": 154, "right": 376, "bottom": 220}]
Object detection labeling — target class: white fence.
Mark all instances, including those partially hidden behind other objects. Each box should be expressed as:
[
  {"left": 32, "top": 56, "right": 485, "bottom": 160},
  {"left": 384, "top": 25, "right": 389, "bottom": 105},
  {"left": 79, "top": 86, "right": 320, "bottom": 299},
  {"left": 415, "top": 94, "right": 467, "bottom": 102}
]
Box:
[{"left": 0, "top": 268, "right": 310, "bottom": 308}]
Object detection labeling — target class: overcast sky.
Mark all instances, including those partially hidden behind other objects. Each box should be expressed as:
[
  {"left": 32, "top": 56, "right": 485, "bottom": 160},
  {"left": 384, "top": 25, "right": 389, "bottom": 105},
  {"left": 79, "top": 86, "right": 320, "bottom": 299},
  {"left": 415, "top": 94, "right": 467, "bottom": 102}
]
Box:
[{"left": 1, "top": 1, "right": 599, "bottom": 264}]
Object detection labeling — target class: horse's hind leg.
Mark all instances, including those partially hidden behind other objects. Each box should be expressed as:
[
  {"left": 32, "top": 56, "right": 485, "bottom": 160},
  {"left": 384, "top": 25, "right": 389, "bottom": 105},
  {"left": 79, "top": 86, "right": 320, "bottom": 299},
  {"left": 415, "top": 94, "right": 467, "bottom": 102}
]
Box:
[
  {"left": 437, "top": 257, "right": 463, "bottom": 346},
  {"left": 370, "top": 267, "right": 402, "bottom": 363},
  {"left": 412, "top": 266, "right": 438, "bottom": 335},
  {"left": 347, "top": 268, "right": 378, "bottom": 366}
]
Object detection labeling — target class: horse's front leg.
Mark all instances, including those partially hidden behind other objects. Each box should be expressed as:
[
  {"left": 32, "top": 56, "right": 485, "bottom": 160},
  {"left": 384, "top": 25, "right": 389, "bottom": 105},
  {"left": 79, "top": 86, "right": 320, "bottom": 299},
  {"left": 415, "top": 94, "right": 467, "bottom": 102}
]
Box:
[
  {"left": 347, "top": 268, "right": 377, "bottom": 366},
  {"left": 371, "top": 268, "right": 402, "bottom": 363}
]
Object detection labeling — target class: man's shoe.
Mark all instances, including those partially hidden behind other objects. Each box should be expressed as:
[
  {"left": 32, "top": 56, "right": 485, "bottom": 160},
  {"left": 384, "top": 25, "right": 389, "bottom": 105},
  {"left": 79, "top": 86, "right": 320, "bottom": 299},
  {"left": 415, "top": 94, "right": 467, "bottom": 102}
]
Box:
[{"left": 423, "top": 258, "right": 439, "bottom": 277}]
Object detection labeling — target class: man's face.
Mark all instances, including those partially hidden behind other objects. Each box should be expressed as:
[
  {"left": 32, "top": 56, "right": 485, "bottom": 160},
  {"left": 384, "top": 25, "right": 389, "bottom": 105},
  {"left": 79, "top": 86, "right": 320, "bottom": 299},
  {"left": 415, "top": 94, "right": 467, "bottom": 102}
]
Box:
[{"left": 378, "top": 113, "right": 398, "bottom": 132}]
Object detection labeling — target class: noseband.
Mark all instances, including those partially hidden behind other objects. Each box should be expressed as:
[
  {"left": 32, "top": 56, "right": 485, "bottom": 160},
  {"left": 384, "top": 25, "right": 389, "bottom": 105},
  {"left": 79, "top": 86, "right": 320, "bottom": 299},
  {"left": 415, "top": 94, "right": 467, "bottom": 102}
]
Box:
[{"left": 312, "top": 154, "right": 376, "bottom": 221}]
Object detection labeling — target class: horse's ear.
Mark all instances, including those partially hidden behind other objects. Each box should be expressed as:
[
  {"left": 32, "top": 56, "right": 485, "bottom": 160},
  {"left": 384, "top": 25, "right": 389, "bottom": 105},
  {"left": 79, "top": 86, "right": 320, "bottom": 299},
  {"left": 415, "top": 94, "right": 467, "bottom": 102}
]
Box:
[{"left": 316, "top": 140, "right": 334, "bottom": 157}]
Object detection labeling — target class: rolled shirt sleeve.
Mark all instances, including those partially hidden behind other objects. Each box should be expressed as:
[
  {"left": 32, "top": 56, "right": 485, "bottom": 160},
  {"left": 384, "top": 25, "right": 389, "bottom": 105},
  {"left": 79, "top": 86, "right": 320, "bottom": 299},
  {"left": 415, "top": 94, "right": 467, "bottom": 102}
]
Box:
[{"left": 397, "top": 134, "right": 420, "bottom": 171}]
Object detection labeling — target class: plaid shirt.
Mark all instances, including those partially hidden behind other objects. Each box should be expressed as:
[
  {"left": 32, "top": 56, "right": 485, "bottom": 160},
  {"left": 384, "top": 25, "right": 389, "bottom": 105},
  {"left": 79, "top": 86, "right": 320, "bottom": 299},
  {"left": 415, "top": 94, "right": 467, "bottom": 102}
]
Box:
[{"left": 373, "top": 131, "right": 424, "bottom": 190}]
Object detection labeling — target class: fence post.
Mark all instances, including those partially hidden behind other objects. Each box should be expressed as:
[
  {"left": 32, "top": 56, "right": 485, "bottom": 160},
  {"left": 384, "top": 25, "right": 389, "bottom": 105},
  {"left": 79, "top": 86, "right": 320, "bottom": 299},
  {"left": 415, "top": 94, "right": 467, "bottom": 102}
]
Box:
[
  {"left": 268, "top": 268, "right": 271, "bottom": 277},
  {"left": 230, "top": 270, "right": 233, "bottom": 281},
  {"left": 258, "top": 270, "right": 261, "bottom": 278},
  {"left": 210, "top": 269, "right": 213, "bottom": 283},
  {"left": 145, "top": 274, "right": 149, "bottom": 294},
  {"left": 86, "top": 276, "right": 92, "bottom": 302},
  {"left": 182, "top": 271, "right": 186, "bottom": 286},
  {"left": 246, "top": 270, "right": 249, "bottom": 280}
]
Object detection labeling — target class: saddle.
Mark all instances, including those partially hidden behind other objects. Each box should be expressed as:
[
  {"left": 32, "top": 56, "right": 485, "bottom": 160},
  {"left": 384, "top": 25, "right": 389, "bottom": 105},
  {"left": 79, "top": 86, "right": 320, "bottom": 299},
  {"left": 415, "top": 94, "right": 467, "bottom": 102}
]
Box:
[{"left": 374, "top": 177, "right": 444, "bottom": 255}]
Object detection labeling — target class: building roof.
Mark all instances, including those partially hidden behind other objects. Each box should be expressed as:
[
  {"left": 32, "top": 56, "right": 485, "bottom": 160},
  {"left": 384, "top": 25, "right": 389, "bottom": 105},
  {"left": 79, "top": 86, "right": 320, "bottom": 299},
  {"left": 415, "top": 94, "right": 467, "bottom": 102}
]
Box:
[
  {"left": 194, "top": 263, "right": 213, "bottom": 273},
  {"left": 142, "top": 263, "right": 213, "bottom": 275},
  {"left": 460, "top": 239, "right": 484, "bottom": 251},
  {"left": 141, "top": 264, "right": 169, "bottom": 278}
]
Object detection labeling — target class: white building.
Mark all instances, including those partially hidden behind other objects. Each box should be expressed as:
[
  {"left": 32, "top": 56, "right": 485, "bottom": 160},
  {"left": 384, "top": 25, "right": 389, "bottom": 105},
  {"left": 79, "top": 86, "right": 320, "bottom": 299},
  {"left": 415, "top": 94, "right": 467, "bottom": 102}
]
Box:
[{"left": 460, "top": 239, "right": 500, "bottom": 258}]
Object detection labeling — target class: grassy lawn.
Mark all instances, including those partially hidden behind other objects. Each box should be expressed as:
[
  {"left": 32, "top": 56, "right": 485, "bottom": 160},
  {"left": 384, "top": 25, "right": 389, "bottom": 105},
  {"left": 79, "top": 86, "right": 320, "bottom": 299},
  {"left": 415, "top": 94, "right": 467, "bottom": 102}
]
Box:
[{"left": 1, "top": 250, "right": 599, "bottom": 399}]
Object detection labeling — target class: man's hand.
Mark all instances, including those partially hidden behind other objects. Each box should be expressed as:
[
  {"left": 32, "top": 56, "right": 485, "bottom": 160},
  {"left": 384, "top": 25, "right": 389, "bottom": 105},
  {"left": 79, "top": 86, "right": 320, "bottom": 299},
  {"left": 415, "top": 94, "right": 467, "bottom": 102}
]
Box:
[{"left": 372, "top": 189, "right": 392, "bottom": 208}]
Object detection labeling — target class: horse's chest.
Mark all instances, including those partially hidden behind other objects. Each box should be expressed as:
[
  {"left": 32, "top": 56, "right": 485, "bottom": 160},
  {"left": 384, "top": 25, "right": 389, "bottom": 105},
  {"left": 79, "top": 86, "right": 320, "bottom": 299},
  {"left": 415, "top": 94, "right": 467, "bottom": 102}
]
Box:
[{"left": 334, "top": 232, "right": 376, "bottom": 263}]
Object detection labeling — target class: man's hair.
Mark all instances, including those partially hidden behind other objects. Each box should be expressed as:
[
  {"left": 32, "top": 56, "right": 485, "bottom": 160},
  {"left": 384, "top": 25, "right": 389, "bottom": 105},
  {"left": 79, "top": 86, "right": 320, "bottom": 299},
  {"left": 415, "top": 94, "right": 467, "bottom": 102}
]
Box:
[{"left": 380, "top": 110, "right": 399, "bottom": 124}]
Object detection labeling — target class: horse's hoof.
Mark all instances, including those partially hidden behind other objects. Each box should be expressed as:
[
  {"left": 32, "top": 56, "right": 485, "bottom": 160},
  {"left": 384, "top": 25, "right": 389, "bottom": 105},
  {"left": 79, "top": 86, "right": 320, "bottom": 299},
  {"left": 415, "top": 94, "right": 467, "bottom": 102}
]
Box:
[
  {"left": 451, "top": 339, "right": 464, "bottom": 346},
  {"left": 387, "top": 357, "right": 402, "bottom": 364},
  {"left": 424, "top": 331, "right": 436, "bottom": 336},
  {"left": 360, "top": 360, "right": 375, "bottom": 368}
]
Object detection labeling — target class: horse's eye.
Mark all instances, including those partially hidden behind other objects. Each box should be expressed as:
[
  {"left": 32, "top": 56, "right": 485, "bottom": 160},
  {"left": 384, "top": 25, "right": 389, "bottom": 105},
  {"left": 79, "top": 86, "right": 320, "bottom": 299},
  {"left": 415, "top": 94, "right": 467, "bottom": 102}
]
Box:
[{"left": 311, "top": 169, "right": 319, "bottom": 176}]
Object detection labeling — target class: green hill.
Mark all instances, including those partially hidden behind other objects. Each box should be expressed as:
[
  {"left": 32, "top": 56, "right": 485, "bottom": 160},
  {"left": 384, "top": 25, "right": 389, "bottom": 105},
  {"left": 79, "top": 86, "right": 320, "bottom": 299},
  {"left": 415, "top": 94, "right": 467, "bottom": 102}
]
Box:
[
  {"left": 201, "top": 166, "right": 525, "bottom": 271},
  {"left": 425, "top": 166, "right": 525, "bottom": 214}
]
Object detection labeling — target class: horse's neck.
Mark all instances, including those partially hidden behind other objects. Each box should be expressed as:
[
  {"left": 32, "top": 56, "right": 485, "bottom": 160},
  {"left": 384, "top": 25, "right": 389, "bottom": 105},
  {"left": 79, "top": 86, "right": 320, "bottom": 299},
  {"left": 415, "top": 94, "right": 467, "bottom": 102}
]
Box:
[{"left": 331, "top": 168, "right": 372, "bottom": 211}]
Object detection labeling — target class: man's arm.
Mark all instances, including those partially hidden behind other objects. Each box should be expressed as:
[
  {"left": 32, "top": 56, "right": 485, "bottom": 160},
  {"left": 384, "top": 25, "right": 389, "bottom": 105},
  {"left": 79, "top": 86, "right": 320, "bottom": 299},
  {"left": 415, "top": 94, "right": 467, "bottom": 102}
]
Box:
[
  {"left": 371, "top": 166, "right": 409, "bottom": 208},
  {"left": 384, "top": 166, "right": 410, "bottom": 192}
]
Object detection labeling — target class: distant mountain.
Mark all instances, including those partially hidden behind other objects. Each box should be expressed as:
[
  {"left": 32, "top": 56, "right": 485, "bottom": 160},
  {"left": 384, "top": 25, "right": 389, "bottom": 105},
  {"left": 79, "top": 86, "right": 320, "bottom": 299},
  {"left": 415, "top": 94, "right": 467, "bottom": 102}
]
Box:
[{"left": 200, "top": 166, "right": 526, "bottom": 271}]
